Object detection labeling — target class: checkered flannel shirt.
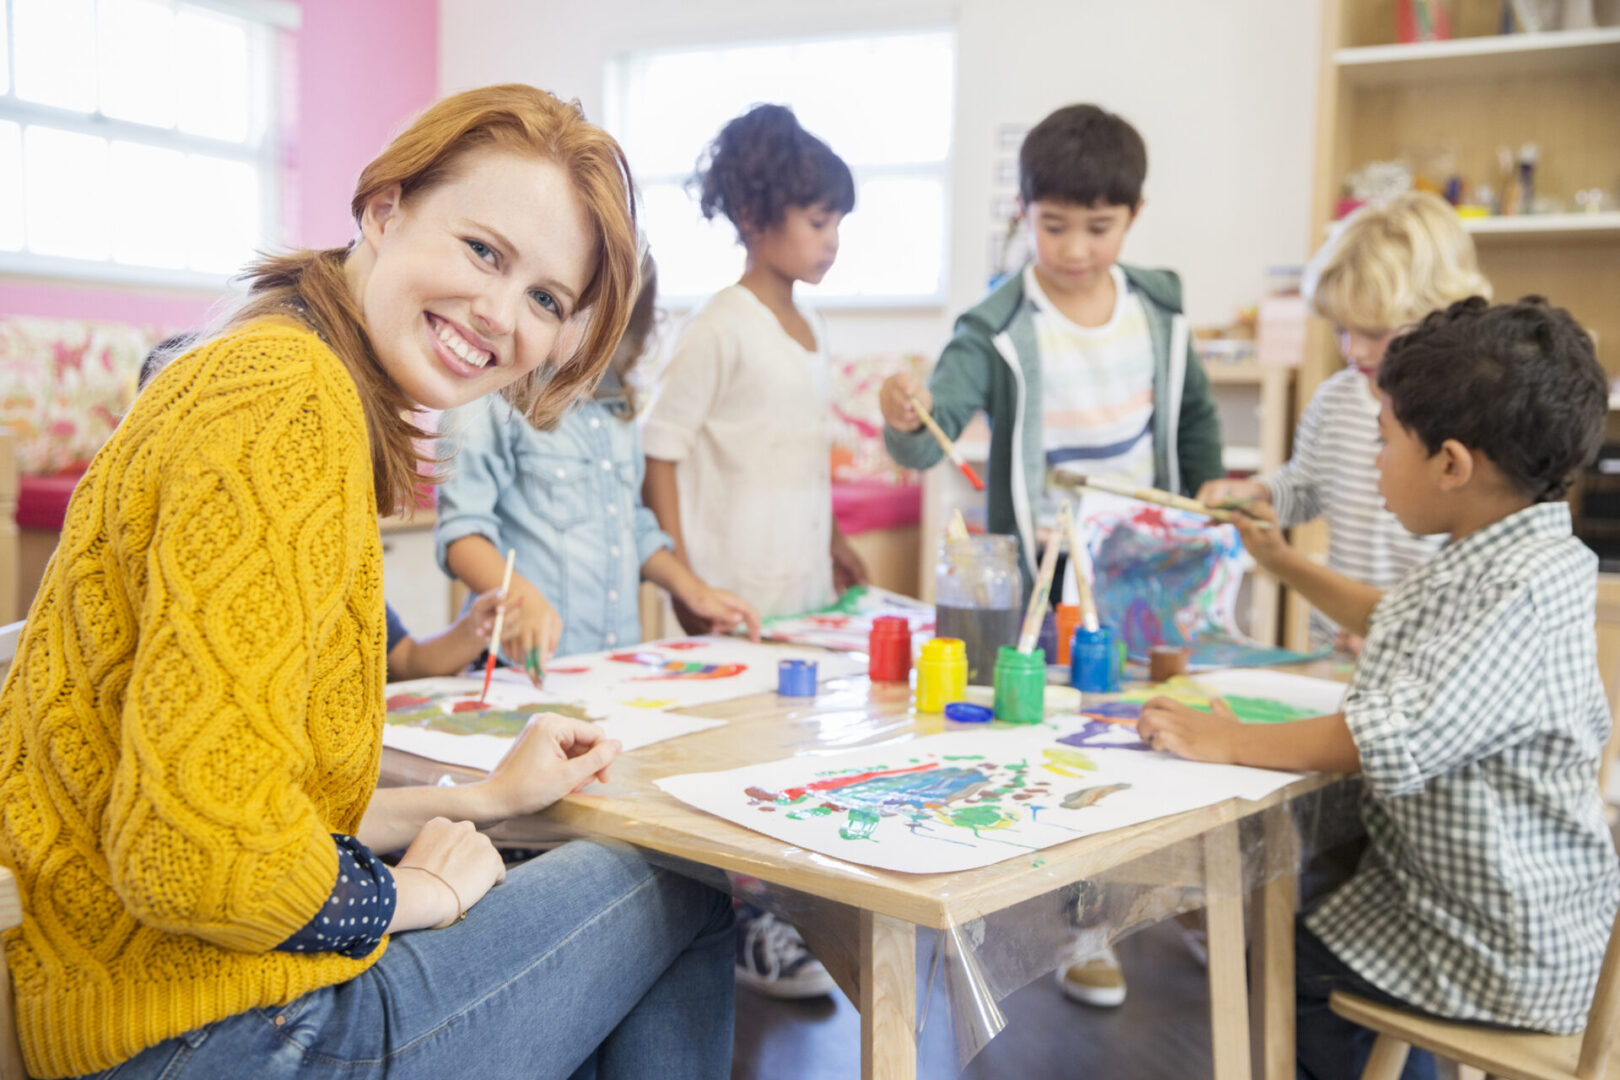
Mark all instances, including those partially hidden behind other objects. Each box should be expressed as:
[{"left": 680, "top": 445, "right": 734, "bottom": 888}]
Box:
[{"left": 1307, "top": 502, "right": 1620, "bottom": 1032}]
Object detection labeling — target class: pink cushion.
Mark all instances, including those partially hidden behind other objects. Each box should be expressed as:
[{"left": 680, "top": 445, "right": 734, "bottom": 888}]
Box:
[
  {"left": 833, "top": 480, "right": 921, "bottom": 536},
  {"left": 18, "top": 470, "right": 85, "bottom": 530}
]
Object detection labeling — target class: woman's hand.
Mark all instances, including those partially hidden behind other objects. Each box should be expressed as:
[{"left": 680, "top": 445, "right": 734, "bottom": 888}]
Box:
[
  {"left": 1196, "top": 477, "right": 1269, "bottom": 510},
  {"left": 475, "top": 713, "right": 622, "bottom": 820},
  {"left": 678, "top": 584, "right": 762, "bottom": 641},
  {"left": 390, "top": 816, "right": 507, "bottom": 931},
  {"left": 1136, "top": 697, "right": 1243, "bottom": 764},
  {"left": 496, "top": 576, "right": 562, "bottom": 680},
  {"left": 878, "top": 372, "right": 930, "bottom": 432}
]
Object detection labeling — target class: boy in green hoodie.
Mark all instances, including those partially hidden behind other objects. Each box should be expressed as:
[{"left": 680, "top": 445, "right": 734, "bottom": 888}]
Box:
[
  {"left": 881, "top": 104, "right": 1223, "bottom": 589},
  {"left": 879, "top": 103, "right": 1224, "bottom": 1007}
]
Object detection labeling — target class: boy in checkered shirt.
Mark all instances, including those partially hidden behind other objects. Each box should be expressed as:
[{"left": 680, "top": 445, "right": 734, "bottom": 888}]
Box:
[{"left": 1139, "top": 297, "right": 1620, "bottom": 1080}]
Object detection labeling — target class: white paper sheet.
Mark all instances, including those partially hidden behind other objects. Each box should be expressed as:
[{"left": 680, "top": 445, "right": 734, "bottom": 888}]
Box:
[
  {"left": 382, "top": 676, "right": 724, "bottom": 772},
  {"left": 657, "top": 725, "right": 1302, "bottom": 874},
  {"left": 532, "top": 635, "right": 864, "bottom": 710}
]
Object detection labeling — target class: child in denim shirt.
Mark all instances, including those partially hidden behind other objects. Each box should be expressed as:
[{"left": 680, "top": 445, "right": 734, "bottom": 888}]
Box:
[{"left": 436, "top": 254, "right": 759, "bottom": 667}]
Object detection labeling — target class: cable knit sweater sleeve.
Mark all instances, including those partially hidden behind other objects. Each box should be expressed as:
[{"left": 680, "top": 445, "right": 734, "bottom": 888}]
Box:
[{"left": 98, "top": 323, "right": 382, "bottom": 953}]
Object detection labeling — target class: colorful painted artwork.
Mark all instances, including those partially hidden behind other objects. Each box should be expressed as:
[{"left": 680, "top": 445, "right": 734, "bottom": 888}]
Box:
[
  {"left": 1058, "top": 669, "right": 1347, "bottom": 753},
  {"left": 656, "top": 725, "right": 1302, "bottom": 874},
  {"left": 381, "top": 677, "right": 724, "bottom": 772},
  {"left": 1070, "top": 491, "right": 1328, "bottom": 669},
  {"left": 536, "top": 636, "right": 864, "bottom": 709},
  {"left": 761, "top": 586, "right": 936, "bottom": 653}
]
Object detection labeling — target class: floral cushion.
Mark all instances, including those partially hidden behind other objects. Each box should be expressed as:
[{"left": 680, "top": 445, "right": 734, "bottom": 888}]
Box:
[
  {"left": 0, "top": 317, "right": 158, "bottom": 475},
  {"left": 828, "top": 351, "right": 925, "bottom": 486}
]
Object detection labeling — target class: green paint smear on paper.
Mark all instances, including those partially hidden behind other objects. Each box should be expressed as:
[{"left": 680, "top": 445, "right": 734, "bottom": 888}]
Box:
[{"left": 840, "top": 807, "right": 881, "bottom": 841}]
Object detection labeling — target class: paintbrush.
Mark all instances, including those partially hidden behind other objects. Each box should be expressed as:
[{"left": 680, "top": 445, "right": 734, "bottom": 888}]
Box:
[
  {"left": 909, "top": 396, "right": 986, "bottom": 492},
  {"left": 947, "top": 508, "right": 970, "bottom": 541},
  {"left": 1017, "top": 504, "right": 1067, "bottom": 654},
  {"left": 479, "top": 548, "right": 517, "bottom": 704},
  {"left": 1054, "top": 474, "right": 1274, "bottom": 531},
  {"left": 1064, "top": 507, "right": 1100, "bottom": 634}
]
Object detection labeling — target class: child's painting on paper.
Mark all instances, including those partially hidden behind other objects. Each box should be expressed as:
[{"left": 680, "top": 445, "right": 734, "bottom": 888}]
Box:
[
  {"left": 537, "top": 636, "right": 864, "bottom": 709},
  {"left": 1071, "top": 491, "right": 1328, "bottom": 669},
  {"left": 382, "top": 677, "right": 723, "bottom": 771},
  {"left": 762, "top": 586, "right": 935, "bottom": 653},
  {"left": 657, "top": 725, "right": 1301, "bottom": 874}
]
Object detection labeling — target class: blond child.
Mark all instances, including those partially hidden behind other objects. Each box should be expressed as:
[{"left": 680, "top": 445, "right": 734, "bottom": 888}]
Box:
[{"left": 1199, "top": 191, "right": 1490, "bottom": 648}]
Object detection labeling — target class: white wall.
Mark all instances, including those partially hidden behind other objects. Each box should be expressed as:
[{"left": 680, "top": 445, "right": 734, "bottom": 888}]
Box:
[{"left": 440, "top": 0, "right": 1320, "bottom": 356}]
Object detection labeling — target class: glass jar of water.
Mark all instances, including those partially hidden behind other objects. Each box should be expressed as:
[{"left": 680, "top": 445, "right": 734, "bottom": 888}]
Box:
[{"left": 934, "top": 535, "right": 1021, "bottom": 684}]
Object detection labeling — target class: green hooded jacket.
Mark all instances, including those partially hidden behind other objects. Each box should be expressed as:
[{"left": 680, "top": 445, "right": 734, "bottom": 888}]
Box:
[{"left": 885, "top": 263, "right": 1225, "bottom": 582}]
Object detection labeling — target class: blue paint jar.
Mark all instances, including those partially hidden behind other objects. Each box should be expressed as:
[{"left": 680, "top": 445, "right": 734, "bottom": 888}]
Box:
[
  {"left": 1070, "top": 626, "right": 1121, "bottom": 692},
  {"left": 777, "top": 659, "right": 817, "bottom": 697}
]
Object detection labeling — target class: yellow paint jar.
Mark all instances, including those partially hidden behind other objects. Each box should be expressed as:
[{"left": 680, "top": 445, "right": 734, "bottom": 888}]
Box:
[{"left": 914, "top": 637, "right": 968, "bottom": 713}]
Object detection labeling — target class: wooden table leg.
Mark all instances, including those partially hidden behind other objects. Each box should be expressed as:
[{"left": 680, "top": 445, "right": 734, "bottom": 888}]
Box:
[
  {"left": 1252, "top": 803, "right": 1300, "bottom": 1080},
  {"left": 860, "top": 910, "right": 917, "bottom": 1080},
  {"left": 1203, "top": 821, "right": 1254, "bottom": 1080}
]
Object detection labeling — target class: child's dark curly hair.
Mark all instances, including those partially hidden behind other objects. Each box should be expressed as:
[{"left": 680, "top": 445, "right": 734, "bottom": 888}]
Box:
[
  {"left": 1377, "top": 296, "right": 1607, "bottom": 502},
  {"left": 691, "top": 104, "right": 854, "bottom": 241}
]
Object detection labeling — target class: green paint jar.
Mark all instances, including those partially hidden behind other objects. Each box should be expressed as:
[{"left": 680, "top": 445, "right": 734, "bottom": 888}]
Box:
[{"left": 992, "top": 645, "right": 1046, "bottom": 724}]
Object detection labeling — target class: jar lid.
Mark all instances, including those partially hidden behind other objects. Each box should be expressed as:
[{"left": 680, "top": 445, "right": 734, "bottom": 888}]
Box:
[{"left": 944, "top": 702, "right": 993, "bottom": 723}]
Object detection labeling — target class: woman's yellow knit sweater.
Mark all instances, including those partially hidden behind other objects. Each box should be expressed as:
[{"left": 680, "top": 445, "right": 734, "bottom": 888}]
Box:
[{"left": 0, "top": 323, "right": 389, "bottom": 1078}]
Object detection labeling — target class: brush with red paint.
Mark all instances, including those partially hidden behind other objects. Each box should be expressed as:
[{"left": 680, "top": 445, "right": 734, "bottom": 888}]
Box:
[
  {"left": 909, "top": 395, "right": 985, "bottom": 492},
  {"left": 479, "top": 547, "right": 518, "bottom": 704}
]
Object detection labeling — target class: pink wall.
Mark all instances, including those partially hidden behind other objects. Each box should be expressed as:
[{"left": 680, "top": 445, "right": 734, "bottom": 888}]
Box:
[{"left": 0, "top": 0, "right": 440, "bottom": 329}]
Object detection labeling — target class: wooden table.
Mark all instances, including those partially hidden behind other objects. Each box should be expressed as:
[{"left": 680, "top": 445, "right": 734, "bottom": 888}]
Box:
[{"left": 381, "top": 666, "right": 1349, "bottom": 1080}]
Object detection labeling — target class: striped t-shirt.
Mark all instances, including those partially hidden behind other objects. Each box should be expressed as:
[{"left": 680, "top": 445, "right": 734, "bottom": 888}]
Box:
[
  {"left": 1027, "top": 265, "right": 1156, "bottom": 524},
  {"left": 1260, "top": 368, "right": 1444, "bottom": 643}
]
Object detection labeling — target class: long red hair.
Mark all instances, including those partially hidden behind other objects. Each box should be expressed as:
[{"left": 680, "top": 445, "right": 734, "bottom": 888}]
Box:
[{"left": 229, "top": 85, "right": 639, "bottom": 513}]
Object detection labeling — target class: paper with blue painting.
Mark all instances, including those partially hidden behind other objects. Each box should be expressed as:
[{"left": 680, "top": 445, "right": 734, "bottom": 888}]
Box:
[
  {"left": 656, "top": 724, "right": 1301, "bottom": 874},
  {"left": 1066, "top": 490, "right": 1327, "bottom": 670}
]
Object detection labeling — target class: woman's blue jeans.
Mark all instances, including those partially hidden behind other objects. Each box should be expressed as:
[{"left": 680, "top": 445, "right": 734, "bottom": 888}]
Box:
[{"left": 82, "top": 841, "right": 735, "bottom": 1080}]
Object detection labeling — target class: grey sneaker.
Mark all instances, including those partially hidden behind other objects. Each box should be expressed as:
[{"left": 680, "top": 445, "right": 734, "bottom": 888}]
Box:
[{"left": 734, "top": 906, "right": 836, "bottom": 999}]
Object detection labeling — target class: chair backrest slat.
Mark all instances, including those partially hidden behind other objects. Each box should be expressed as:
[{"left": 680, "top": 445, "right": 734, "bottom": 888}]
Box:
[{"left": 1579, "top": 899, "right": 1620, "bottom": 1079}]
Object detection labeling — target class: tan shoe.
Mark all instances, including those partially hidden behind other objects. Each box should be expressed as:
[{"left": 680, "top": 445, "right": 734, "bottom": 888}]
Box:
[{"left": 1056, "top": 944, "right": 1127, "bottom": 1007}]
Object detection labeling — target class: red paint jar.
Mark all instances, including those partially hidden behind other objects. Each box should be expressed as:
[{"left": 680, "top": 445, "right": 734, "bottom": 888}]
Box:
[{"left": 868, "top": 616, "right": 912, "bottom": 682}]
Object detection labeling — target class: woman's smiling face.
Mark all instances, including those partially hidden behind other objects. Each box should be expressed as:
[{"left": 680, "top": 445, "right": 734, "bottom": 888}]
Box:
[{"left": 352, "top": 144, "right": 597, "bottom": 412}]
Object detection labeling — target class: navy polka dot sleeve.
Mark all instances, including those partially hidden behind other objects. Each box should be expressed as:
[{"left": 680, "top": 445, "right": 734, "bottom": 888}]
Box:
[{"left": 275, "top": 834, "right": 396, "bottom": 958}]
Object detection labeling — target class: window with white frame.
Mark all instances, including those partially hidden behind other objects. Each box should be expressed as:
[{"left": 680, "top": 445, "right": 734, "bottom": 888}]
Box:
[
  {"left": 606, "top": 29, "right": 955, "bottom": 307},
  {"left": 0, "top": 0, "right": 291, "bottom": 287}
]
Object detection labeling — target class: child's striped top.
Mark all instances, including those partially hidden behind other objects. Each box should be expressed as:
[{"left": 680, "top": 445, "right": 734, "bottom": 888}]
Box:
[
  {"left": 1026, "top": 265, "right": 1156, "bottom": 525},
  {"left": 1259, "top": 368, "right": 1443, "bottom": 642}
]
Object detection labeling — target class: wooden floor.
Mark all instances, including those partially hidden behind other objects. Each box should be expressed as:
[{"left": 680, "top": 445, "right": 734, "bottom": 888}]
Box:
[{"left": 732, "top": 918, "right": 1214, "bottom": 1079}]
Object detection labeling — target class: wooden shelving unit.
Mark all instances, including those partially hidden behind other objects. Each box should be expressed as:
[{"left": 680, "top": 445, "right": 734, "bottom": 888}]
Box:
[{"left": 1294, "top": 0, "right": 1620, "bottom": 649}]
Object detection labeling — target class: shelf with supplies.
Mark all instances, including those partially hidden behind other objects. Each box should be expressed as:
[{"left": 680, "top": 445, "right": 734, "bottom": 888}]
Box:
[
  {"left": 1462, "top": 211, "right": 1620, "bottom": 242},
  {"left": 1335, "top": 25, "right": 1620, "bottom": 85},
  {"left": 1300, "top": 0, "right": 1620, "bottom": 652}
]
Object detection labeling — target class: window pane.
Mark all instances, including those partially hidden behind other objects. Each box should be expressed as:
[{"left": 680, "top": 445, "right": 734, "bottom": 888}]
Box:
[
  {"left": 14, "top": 0, "right": 97, "bottom": 112},
  {"left": 176, "top": 10, "right": 251, "bottom": 142},
  {"left": 638, "top": 181, "right": 741, "bottom": 300},
  {"left": 110, "top": 141, "right": 189, "bottom": 267},
  {"left": 100, "top": 0, "right": 179, "bottom": 129},
  {"left": 809, "top": 176, "right": 945, "bottom": 299},
  {"left": 0, "top": 123, "right": 22, "bottom": 251},
  {"left": 618, "top": 31, "right": 953, "bottom": 177},
  {"left": 24, "top": 126, "right": 111, "bottom": 260},
  {"left": 0, "top": 8, "right": 11, "bottom": 96},
  {"left": 181, "top": 154, "right": 260, "bottom": 273}
]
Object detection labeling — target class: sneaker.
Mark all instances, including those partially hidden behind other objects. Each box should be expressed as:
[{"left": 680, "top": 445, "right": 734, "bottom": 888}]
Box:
[
  {"left": 1056, "top": 943, "right": 1127, "bottom": 1007},
  {"left": 734, "top": 905, "right": 836, "bottom": 999}
]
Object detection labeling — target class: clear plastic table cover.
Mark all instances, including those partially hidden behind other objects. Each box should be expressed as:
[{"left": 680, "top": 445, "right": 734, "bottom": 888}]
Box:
[{"left": 380, "top": 664, "right": 1365, "bottom": 1073}]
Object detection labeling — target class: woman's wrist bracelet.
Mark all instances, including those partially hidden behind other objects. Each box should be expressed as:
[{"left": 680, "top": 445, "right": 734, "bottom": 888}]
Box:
[{"left": 399, "top": 864, "right": 466, "bottom": 928}]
